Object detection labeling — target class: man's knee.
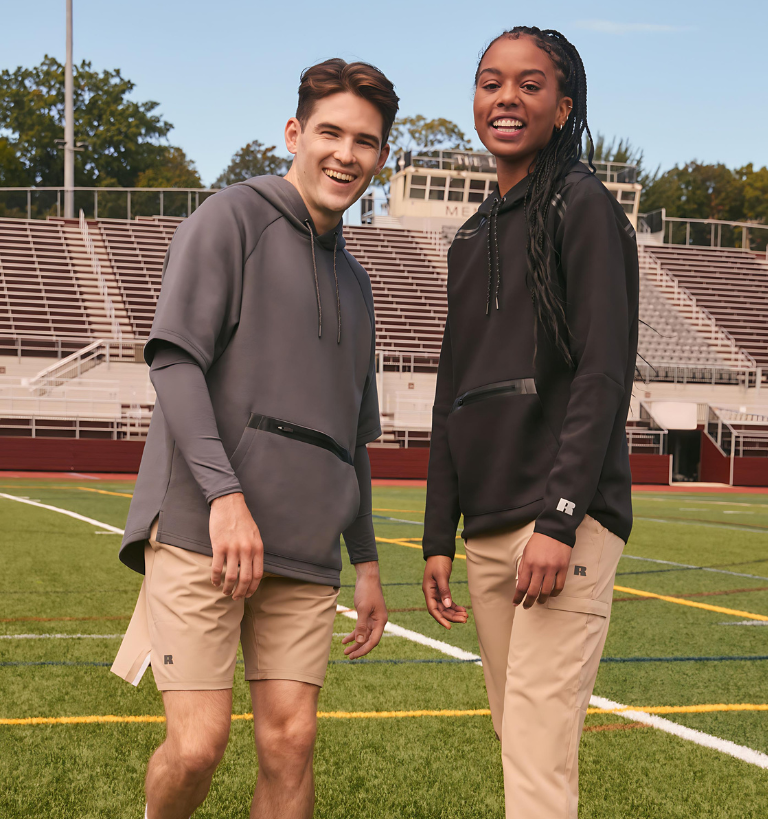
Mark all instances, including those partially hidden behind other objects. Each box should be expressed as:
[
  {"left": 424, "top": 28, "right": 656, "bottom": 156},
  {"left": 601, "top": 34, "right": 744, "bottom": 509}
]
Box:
[
  {"left": 170, "top": 734, "right": 228, "bottom": 778},
  {"left": 258, "top": 711, "right": 317, "bottom": 773}
]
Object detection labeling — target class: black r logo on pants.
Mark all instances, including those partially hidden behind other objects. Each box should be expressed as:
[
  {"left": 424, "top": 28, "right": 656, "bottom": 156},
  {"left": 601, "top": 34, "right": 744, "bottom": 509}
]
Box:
[
  {"left": 164, "top": 655, "right": 173, "bottom": 664},
  {"left": 574, "top": 566, "right": 587, "bottom": 577}
]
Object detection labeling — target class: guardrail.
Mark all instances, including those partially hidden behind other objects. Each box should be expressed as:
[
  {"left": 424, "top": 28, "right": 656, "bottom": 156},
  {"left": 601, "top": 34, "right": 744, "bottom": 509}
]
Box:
[
  {"left": 635, "top": 362, "right": 762, "bottom": 388},
  {"left": 0, "top": 186, "right": 218, "bottom": 221},
  {"left": 639, "top": 209, "right": 768, "bottom": 253}
]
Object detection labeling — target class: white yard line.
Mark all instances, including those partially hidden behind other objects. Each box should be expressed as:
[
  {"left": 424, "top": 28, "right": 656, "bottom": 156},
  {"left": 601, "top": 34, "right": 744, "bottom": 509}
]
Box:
[
  {"left": 590, "top": 696, "right": 768, "bottom": 770},
  {"left": 336, "top": 605, "right": 768, "bottom": 769},
  {"left": 0, "top": 493, "right": 124, "bottom": 534},
  {"left": 336, "top": 605, "right": 482, "bottom": 663}
]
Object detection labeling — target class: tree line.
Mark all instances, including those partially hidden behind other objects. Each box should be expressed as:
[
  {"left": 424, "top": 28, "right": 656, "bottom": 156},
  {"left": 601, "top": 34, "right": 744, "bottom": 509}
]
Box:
[{"left": 1, "top": 57, "right": 766, "bottom": 227}]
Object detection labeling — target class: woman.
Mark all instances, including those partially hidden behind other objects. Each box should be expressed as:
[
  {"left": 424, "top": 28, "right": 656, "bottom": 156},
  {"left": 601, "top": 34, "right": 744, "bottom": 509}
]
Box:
[{"left": 421, "top": 27, "right": 639, "bottom": 819}]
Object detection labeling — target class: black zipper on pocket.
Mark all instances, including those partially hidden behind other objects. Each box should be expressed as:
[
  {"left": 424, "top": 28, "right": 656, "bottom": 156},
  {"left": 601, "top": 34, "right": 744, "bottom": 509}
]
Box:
[
  {"left": 451, "top": 378, "right": 537, "bottom": 413},
  {"left": 247, "top": 414, "right": 354, "bottom": 465}
]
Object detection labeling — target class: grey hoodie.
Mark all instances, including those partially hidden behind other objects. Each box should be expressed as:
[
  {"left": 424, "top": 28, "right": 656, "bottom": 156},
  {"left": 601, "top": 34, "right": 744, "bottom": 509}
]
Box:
[{"left": 119, "top": 175, "right": 381, "bottom": 585}]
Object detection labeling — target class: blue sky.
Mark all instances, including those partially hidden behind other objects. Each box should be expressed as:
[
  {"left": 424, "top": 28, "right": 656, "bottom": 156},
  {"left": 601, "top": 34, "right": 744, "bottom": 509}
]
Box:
[{"left": 2, "top": 0, "right": 767, "bottom": 186}]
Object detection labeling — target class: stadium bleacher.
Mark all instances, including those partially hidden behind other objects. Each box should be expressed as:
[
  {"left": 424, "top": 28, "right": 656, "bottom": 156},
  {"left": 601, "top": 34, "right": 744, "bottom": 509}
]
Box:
[
  {"left": 0, "top": 219, "right": 95, "bottom": 342},
  {"left": 643, "top": 244, "right": 768, "bottom": 367}
]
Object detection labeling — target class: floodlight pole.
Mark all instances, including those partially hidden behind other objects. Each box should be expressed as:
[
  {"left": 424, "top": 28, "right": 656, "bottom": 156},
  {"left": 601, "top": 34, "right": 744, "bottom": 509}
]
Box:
[{"left": 64, "top": 0, "right": 74, "bottom": 218}]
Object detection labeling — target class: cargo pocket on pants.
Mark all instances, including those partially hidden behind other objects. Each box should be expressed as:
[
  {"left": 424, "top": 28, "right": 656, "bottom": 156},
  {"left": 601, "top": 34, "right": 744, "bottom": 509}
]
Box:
[{"left": 544, "top": 515, "right": 621, "bottom": 618}]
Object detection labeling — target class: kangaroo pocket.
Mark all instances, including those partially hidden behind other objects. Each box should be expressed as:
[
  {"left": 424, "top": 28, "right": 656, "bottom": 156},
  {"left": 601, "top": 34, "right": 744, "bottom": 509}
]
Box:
[
  {"left": 446, "top": 388, "right": 559, "bottom": 517},
  {"left": 230, "top": 416, "right": 359, "bottom": 572}
]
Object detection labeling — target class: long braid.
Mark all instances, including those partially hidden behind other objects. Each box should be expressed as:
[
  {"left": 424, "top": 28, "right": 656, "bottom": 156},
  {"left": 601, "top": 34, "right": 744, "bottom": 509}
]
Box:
[{"left": 476, "top": 27, "right": 594, "bottom": 366}]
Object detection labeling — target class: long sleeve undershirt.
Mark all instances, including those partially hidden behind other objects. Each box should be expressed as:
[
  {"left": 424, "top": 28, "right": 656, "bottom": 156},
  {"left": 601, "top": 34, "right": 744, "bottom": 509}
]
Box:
[{"left": 149, "top": 341, "right": 377, "bottom": 564}]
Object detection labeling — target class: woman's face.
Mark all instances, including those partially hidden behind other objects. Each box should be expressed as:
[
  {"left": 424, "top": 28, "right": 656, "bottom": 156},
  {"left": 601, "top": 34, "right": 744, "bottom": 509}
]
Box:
[{"left": 473, "top": 35, "right": 572, "bottom": 166}]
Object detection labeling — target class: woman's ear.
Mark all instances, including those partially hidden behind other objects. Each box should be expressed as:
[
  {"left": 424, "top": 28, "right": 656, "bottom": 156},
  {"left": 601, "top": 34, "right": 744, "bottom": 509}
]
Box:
[{"left": 557, "top": 97, "right": 573, "bottom": 130}]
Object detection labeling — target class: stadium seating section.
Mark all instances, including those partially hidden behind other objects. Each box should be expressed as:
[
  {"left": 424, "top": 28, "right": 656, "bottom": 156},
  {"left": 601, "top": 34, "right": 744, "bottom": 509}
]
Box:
[
  {"left": 1, "top": 214, "right": 765, "bottom": 372},
  {"left": 643, "top": 245, "right": 768, "bottom": 367}
]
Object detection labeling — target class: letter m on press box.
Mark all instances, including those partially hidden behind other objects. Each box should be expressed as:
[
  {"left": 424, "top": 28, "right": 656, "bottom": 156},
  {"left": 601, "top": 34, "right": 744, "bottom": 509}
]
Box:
[{"left": 557, "top": 498, "right": 575, "bottom": 516}]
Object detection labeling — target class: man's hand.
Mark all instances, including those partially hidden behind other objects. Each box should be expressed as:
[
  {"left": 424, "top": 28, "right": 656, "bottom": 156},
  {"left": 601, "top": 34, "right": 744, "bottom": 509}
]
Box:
[
  {"left": 209, "top": 493, "right": 263, "bottom": 601},
  {"left": 512, "top": 532, "right": 571, "bottom": 609},
  {"left": 423, "top": 555, "right": 468, "bottom": 630},
  {"left": 342, "top": 561, "right": 387, "bottom": 660}
]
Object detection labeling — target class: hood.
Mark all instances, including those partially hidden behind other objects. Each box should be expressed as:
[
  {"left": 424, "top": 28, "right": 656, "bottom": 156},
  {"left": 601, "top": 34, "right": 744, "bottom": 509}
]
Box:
[
  {"left": 237, "top": 174, "right": 346, "bottom": 251},
  {"left": 236, "top": 175, "right": 346, "bottom": 342}
]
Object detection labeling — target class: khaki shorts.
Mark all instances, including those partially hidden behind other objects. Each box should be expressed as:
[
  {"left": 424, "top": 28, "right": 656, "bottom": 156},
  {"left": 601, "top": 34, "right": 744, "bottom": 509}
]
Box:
[{"left": 111, "top": 522, "right": 340, "bottom": 690}]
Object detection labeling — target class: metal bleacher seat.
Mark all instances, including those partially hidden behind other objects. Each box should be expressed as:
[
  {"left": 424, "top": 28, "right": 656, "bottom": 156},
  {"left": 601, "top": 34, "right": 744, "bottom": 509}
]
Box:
[
  {"left": 0, "top": 219, "right": 94, "bottom": 344},
  {"left": 644, "top": 245, "right": 768, "bottom": 367}
]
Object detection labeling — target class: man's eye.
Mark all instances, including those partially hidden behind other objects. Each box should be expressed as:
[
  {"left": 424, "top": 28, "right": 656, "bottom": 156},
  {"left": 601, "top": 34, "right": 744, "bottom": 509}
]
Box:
[
  {"left": 522, "top": 84, "right": 539, "bottom": 92},
  {"left": 483, "top": 83, "right": 500, "bottom": 91}
]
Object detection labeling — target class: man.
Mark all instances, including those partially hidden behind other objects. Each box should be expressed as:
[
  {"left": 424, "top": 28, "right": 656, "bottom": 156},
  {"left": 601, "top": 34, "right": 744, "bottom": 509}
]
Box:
[{"left": 111, "top": 58, "right": 399, "bottom": 819}]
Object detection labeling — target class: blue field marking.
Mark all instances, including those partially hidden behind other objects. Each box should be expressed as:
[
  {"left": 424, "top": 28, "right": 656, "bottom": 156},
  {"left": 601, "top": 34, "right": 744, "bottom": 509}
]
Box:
[{"left": 6, "top": 655, "right": 768, "bottom": 669}]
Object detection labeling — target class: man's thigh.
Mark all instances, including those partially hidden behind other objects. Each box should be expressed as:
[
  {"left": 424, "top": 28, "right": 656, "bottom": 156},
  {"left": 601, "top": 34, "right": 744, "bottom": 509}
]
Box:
[{"left": 162, "top": 688, "right": 233, "bottom": 754}]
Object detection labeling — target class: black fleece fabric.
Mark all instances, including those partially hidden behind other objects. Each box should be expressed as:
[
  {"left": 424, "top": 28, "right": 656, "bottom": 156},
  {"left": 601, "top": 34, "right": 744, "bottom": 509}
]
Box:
[{"left": 423, "top": 164, "right": 639, "bottom": 558}]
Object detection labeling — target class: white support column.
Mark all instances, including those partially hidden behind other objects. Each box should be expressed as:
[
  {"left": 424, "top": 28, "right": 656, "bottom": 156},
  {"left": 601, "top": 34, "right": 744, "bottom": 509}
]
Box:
[{"left": 63, "top": 0, "right": 75, "bottom": 218}]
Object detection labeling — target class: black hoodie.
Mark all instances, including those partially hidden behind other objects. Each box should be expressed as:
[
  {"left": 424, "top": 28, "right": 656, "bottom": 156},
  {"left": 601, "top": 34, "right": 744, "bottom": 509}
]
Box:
[{"left": 422, "top": 164, "right": 639, "bottom": 557}]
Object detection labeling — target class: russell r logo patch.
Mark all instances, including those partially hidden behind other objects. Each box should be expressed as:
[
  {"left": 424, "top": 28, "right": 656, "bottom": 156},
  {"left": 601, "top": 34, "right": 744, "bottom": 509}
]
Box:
[
  {"left": 164, "top": 655, "right": 173, "bottom": 665},
  {"left": 557, "top": 498, "right": 575, "bottom": 516}
]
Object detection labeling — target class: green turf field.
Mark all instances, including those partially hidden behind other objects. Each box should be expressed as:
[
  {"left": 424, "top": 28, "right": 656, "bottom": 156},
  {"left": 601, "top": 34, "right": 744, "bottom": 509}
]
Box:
[{"left": 2, "top": 479, "right": 768, "bottom": 818}]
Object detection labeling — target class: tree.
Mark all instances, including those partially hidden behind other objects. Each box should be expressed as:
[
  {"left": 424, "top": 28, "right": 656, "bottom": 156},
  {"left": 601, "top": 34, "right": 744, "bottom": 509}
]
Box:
[
  {"left": 135, "top": 146, "right": 201, "bottom": 188},
  {"left": 214, "top": 140, "right": 290, "bottom": 187},
  {"left": 739, "top": 164, "right": 768, "bottom": 225},
  {"left": 374, "top": 115, "right": 472, "bottom": 188},
  {"left": 0, "top": 55, "right": 187, "bottom": 189},
  {"left": 640, "top": 162, "right": 744, "bottom": 221}
]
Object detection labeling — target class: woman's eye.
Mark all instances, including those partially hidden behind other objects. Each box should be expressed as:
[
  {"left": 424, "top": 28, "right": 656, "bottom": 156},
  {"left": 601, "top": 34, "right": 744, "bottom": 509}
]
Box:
[
  {"left": 482, "top": 82, "right": 500, "bottom": 91},
  {"left": 522, "top": 83, "right": 539, "bottom": 92}
]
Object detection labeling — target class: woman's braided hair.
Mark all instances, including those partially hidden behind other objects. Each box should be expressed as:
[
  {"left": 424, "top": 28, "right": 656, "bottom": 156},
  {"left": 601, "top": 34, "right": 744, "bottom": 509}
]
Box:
[{"left": 476, "top": 27, "right": 594, "bottom": 366}]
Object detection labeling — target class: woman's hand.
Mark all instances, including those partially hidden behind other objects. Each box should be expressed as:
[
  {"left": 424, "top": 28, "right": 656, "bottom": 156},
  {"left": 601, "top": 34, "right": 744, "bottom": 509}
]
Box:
[
  {"left": 513, "top": 532, "right": 571, "bottom": 609},
  {"left": 423, "top": 555, "right": 469, "bottom": 629}
]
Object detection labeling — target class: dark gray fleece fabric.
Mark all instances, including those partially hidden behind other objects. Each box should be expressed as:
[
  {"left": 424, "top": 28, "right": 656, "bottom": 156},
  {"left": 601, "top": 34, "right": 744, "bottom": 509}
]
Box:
[{"left": 120, "top": 175, "right": 381, "bottom": 585}]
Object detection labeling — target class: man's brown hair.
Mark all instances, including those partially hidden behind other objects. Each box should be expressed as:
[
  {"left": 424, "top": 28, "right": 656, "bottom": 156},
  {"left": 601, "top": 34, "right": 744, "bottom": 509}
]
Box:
[{"left": 296, "top": 58, "right": 399, "bottom": 146}]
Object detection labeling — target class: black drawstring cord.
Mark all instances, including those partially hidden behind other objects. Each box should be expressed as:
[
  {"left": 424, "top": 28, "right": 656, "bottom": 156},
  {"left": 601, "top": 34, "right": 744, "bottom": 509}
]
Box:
[
  {"left": 305, "top": 220, "right": 322, "bottom": 338},
  {"left": 486, "top": 198, "right": 502, "bottom": 314},
  {"left": 333, "top": 232, "right": 341, "bottom": 344},
  {"left": 493, "top": 198, "right": 503, "bottom": 310}
]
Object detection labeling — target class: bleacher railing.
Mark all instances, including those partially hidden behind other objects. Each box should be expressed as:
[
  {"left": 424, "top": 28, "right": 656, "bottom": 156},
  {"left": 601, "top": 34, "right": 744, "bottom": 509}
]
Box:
[
  {"left": 639, "top": 209, "right": 768, "bottom": 254},
  {"left": 635, "top": 363, "right": 762, "bottom": 388},
  {"left": 79, "top": 210, "right": 122, "bottom": 340},
  {"left": 0, "top": 187, "right": 218, "bottom": 221},
  {"left": 708, "top": 406, "right": 768, "bottom": 477}
]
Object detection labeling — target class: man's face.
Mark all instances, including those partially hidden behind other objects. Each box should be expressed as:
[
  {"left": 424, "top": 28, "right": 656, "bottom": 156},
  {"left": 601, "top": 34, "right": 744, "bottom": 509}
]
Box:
[{"left": 285, "top": 92, "right": 390, "bottom": 229}]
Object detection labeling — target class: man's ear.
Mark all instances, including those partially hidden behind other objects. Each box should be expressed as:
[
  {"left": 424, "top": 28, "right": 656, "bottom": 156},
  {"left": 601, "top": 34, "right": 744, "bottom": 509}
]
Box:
[
  {"left": 374, "top": 143, "right": 391, "bottom": 175},
  {"left": 284, "top": 117, "right": 301, "bottom": 156}
]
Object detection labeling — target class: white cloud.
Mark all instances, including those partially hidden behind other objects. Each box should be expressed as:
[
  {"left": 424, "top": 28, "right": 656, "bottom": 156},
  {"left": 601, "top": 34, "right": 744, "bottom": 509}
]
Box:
[{"left": 574, "top": 20, "right": 695, "bottom": 34}]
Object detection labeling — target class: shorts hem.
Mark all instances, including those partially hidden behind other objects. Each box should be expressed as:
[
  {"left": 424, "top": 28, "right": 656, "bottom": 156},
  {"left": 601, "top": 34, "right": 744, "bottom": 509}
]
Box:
[
  {"left": 246, "top": 670, "right": 326, "bottom": 687},
  {"left": 155, "top": 680, "right": 234, "bottom": 691}
]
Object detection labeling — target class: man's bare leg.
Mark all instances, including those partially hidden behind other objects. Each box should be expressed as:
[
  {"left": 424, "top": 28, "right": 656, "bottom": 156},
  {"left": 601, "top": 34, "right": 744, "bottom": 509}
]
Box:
[
  {"left": 145, "top": 689, "right": 232, "bottom": 819},
  {"left": 250, "top": 680, "right": 320, "bottom": 819}
]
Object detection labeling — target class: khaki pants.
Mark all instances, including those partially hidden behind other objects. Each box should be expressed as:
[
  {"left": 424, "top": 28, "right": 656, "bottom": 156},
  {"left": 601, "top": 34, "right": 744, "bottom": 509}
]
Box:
[{"left": 465, "top": 515, "right": 624, "bottom": 819}]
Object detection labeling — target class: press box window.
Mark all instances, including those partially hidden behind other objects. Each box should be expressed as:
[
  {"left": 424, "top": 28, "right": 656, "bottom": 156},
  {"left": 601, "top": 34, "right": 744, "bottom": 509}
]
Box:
[
  {"left": 409, "top": 175, "right": 427, "bottom": 199},
  {"left": 468, "top": 179, "right": 486, "bottom": 203},
  {"left": 428, "top": 177, "right": 447, "bottom": 200},
  {"left": 448, "top": 178, "right": 465, "bottom": 202}
]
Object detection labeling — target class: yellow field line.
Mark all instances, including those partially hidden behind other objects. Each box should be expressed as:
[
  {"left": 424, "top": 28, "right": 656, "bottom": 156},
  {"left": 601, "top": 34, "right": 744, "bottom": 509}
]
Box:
[
  {"left": 375, "top": 536, "right": 466, "bottom": 560},
  {"left": 613, "top": 585, "right": 768, "bottom": 621},
  {"left": 77, "top": 487, "right": 133, "bottom": 499},
  {"left": 0, "top": 709, "right": 492, "bottom": 726},
  {"left": 587, "top": 703, "right": 768, "bottom": 716},
  {"left": 4, "top": 703, "right": 768, "bottom": 727}
]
